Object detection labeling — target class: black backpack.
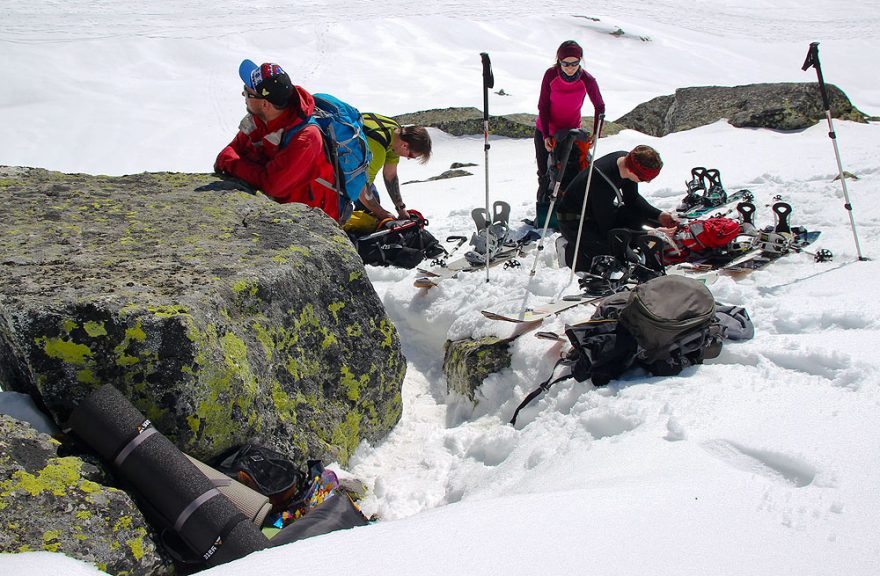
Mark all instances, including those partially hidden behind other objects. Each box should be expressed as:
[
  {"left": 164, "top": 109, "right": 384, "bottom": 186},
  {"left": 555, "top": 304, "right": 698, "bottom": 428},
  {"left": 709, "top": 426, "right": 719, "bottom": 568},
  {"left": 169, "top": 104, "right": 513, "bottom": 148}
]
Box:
[
  {"left": 511, "top": 276, "right": 725, "bottom": 425},
  {"left": 214, "top": 443, "right": 306, "bottom": 513},
  {"left": 351, "top": 212, "right": 444, "bottom": 269}
]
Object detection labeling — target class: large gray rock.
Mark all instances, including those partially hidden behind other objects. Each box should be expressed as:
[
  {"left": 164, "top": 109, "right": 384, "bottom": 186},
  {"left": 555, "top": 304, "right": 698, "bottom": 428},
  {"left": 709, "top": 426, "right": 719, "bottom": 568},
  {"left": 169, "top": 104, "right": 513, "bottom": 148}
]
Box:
[
  {"left": 394, "top": 108, "right": 623, "bottom": 139},
  {"left": 615, "top": 82, "right": 868, "bottom": 136},
  {"left": 0, "top": 167, "right": 405, "bottom": 465},
  {"left": 0, "top": 415, "right": 171, "bottom": 576}
]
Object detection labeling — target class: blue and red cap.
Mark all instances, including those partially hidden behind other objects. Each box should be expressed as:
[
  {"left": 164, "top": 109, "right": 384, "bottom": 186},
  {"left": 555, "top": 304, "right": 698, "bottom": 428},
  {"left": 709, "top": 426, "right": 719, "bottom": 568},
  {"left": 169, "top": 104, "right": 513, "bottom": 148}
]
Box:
[{"left": 239, "top": 59, "right": 294, "bottom": 107}]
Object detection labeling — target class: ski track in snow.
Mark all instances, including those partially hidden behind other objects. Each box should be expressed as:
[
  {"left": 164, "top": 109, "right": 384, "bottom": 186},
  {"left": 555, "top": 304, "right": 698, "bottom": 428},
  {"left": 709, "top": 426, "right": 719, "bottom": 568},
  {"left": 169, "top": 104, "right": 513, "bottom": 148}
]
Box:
[{"left": 701, "top": 439, "right": 817, "bottom": 488}]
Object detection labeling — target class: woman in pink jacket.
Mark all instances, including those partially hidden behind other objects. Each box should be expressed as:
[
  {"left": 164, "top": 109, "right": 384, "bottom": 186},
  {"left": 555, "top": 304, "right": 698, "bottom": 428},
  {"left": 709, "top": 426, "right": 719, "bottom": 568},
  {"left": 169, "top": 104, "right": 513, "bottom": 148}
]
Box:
[{"left": 534, "top": 40, "right": 605, "bottom": 228}]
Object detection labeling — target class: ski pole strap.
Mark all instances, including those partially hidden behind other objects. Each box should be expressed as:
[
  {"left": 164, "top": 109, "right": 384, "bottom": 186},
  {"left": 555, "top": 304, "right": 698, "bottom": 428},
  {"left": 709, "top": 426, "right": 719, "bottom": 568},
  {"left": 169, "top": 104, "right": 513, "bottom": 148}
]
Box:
[{"left": 510, "top": 359, "right": 572, "bottom": 425}]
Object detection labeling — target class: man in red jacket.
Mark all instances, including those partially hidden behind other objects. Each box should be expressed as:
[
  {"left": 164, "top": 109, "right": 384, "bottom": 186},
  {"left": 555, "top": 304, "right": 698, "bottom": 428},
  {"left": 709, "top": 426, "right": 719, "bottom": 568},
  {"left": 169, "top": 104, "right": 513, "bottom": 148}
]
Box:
[{"left": 214, "top": 61, "right": 340, "bottom": 221}]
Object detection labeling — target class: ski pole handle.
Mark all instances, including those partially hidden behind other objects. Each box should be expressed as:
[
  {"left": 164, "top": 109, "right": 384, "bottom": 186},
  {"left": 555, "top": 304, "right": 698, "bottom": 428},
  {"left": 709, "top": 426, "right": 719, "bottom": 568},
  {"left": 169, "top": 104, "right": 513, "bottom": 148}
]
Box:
[
  {"left": 802, "top": 42, "right": 831, "bottom": 111},
  {"left": 480, "top": 52, "right": 494, "bottom": 122}
]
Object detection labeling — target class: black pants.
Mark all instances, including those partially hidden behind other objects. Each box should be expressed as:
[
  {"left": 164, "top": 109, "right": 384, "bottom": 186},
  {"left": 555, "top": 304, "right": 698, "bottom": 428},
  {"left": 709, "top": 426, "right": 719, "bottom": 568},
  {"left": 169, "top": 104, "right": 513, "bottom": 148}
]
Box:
[
  {"left": 558, "top": 206, "right": 649, "bottom": 272},
  {"left": 534, "top": 128, "right": 550, "bottom": 201}
]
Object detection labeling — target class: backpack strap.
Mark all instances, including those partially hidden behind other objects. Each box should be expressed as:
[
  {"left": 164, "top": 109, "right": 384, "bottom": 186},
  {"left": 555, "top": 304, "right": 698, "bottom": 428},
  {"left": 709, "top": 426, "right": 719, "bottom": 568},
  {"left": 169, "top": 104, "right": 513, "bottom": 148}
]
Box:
[
  {"left": 594, "top": 165, "right": 625, "bottom": 206},
  {"left": 280, "top": 116, "right": 319, "bottom": 149},
  {"left": 509, "top": 358, "right": 573, "bottom": 426},
  {"left": 281, "top": 117, "right": 343, "bottom": 197},
  {"left": 362, "top": 113, "right": 399, "bottom": 149}
]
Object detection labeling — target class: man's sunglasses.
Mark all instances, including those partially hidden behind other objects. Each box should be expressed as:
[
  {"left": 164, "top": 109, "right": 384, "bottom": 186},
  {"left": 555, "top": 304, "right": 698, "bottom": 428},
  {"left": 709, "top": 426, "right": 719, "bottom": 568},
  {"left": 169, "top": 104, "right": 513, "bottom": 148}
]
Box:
[
  {"left": 559, "top": 59, "right": 580, "bottom": 68},
  {"left": 242, "top": 87, "right": 262, "bottom": 99}
]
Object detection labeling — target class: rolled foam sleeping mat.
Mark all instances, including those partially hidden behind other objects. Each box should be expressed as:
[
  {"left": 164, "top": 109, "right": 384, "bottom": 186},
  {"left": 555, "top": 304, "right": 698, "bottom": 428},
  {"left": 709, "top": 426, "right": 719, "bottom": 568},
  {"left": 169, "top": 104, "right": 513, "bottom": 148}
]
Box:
[
  {"left": 270, "top": 491, "right": 368, "bottom": 547},
  {"left": 184, "top": 454, "right": 273, "bottom": 527},
  {"left": 68, "top": 384, "right": 268, "bottom": 567}
]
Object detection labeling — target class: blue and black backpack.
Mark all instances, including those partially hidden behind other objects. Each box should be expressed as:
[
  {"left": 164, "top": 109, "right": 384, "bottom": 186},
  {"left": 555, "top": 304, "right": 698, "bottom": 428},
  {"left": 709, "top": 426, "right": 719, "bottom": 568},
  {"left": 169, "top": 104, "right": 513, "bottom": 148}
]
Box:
[{"left": 282, "top": 93, "right": 371, "bottom": 224}]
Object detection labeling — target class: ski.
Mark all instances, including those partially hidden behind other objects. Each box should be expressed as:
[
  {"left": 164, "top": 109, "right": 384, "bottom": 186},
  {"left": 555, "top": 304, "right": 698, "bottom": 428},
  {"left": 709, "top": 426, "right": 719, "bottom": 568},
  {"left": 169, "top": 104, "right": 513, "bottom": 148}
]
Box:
[
  {"left": 481, "top": 293, "right": 605, "bottom": 324},
  {"left": 415, "top": 205, "right": 538, "bottom": 289},
  {"left": 532, "top": 317, "right": 610, "bottom": 342},
  {"left": 666, "top": 262, "right": 720, "bottom": 284}
]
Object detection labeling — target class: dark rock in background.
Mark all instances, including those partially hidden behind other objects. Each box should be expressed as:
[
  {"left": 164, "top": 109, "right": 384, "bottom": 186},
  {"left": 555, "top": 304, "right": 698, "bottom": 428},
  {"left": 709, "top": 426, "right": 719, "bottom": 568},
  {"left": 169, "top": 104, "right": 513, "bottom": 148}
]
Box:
[
  {"left": 394, "top": 108, "right": 623, "bottom": 139},
  {"left": 614, "top": 82, "right": 868, "bottom": 136}
]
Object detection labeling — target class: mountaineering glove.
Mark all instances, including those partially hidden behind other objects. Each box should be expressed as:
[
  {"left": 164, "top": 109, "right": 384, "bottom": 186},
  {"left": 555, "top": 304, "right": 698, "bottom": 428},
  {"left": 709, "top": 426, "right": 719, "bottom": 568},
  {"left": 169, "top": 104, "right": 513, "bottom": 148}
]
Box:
[{"left": 215, "top": 146, "right": 240, "bottom": 174}]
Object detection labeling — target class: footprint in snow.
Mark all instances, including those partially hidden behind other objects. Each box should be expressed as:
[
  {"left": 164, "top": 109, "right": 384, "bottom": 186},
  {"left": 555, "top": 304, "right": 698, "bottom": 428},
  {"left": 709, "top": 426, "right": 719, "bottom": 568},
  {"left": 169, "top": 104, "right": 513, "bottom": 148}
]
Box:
[{"left": 701, "top": 439, "right": 816, "bottom": 487}]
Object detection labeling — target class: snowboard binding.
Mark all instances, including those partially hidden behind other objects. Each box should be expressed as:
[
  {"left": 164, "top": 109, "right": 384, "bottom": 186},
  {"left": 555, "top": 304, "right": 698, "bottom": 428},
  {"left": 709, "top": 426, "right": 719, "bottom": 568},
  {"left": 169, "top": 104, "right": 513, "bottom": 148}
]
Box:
[
  {"left": 676, "top": 167, "right": 728, "bottom": 212},
  {"left": 677, "top": 167, "right": 708, "bottom": 213},
  {"left": 466, "top": 201, "right": 512, "bottom": 265}
]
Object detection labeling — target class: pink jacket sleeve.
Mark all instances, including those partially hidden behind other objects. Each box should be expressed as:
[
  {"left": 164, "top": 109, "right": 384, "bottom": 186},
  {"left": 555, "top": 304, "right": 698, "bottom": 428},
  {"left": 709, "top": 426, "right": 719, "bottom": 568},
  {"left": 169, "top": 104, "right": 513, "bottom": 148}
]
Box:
[{"left": 581, "top": 71, "right": 606, "bottom": 137}]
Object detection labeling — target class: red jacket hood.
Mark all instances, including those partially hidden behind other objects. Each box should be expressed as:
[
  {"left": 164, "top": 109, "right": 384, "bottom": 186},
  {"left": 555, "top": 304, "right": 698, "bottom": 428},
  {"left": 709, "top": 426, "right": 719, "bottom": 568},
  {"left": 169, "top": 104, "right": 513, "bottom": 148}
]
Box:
[{"left": 291, "top": 85, "right": 316, "bottom": 118}]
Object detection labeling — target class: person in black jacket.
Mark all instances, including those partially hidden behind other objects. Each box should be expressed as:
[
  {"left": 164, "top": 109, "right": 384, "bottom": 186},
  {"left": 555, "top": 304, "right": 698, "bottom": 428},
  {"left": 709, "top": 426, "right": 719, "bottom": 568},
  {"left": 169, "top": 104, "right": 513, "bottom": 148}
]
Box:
[{"left": 556, "top": 145, "right": 677, "bottom": 272}]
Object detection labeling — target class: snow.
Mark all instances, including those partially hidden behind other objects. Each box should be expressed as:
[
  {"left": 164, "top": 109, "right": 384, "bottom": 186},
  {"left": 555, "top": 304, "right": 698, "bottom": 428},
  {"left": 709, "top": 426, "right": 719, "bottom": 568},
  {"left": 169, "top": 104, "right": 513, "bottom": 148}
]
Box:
[{"left": 2, "top": 1, "right": 880, "bottom": 575}]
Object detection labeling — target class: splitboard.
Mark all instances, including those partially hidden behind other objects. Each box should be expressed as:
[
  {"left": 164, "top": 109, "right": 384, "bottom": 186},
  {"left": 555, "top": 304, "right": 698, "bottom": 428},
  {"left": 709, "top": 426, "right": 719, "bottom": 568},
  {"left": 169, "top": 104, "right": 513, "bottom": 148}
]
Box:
[
  {"left": 678, "top": 189, "right": 754, "bottom": 220},
  {"left": 414, "top": 243, "right": 531, "bottom": 289},
  {"left": 720, "top": 230, "right": 822, "bottom": 273}
]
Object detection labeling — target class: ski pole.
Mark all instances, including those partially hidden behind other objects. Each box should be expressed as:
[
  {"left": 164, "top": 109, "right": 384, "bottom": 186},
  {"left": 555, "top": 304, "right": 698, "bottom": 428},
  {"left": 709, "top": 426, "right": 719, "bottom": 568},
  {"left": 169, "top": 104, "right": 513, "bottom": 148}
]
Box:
[
  {"left": 528, "top": 129, "right": 580, "bottom": 277},
  {"left": 431, "top": 235, "right": 468, "bottom": 267},
  {"left": 801, "top": 42, "right": 866, "bottom": 261},
  {"left": 568, "top": 114, "right": 605, "bottom": 285},
  {"left": 480, "top": 52, "right": 495, "bottom": 282}
]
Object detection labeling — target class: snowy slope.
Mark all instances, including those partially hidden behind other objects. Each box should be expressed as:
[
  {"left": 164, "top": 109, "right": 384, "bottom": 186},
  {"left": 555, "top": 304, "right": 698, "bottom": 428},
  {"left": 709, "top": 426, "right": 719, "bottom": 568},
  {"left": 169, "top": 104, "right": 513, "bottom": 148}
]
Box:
[{"left": 1, "top": 2, "right": 879, "bottom": 575}]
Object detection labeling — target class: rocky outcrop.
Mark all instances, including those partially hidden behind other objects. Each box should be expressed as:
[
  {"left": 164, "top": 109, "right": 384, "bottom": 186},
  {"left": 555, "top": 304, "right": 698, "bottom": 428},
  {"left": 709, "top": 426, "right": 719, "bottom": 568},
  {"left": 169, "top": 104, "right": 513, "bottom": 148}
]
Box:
[
  {"left": 0, "top": 415, "right": 171, "bottom": 575},
  {"left": 0, "top": 167, "right": 405, "bottom": 466},
  {"left": 394, "top": 108, "right": 623, "bottom": 139},
  {"left": 614, "top": 82, "right": 868, "bottom": 136},
  {"left": 443, "top": 337, "right": 513, "bottom": 399}
]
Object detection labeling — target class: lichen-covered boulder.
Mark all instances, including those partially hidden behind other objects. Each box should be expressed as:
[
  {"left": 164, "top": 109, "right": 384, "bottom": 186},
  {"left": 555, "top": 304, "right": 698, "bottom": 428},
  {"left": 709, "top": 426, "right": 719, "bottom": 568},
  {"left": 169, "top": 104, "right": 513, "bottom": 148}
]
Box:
[
  {"left": 614, "top": 82, "right": 867, "bottom": 136},
  {"left": 0, "top": 167, "right": 405, "bottom": 466},
  {"left": 0, "top": 415, "right": 171, "bottom": 576},
  {"left": 443, "top": 337, "right": 513, "bottom": 399}
]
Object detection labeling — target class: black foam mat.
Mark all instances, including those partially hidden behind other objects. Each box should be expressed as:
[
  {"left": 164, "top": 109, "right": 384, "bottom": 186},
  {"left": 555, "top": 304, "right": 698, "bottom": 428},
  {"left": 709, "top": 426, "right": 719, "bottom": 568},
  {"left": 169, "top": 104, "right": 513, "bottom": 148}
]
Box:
[{"left": 69, "top": 384, "right": 268, "bottom": 566}]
